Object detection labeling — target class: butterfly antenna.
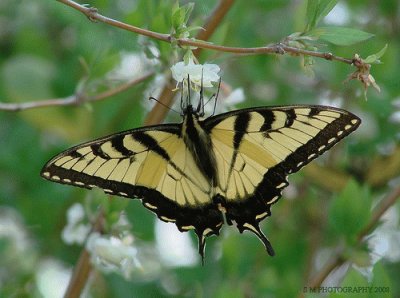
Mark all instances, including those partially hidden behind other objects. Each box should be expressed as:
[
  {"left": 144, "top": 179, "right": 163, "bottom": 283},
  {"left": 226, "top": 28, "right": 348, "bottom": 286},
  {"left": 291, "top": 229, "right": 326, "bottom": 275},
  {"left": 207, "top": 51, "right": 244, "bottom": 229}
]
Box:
[
  {"left": 197, "top": 68, "right": 205, "bottom": 116},
  {"left": 210, "top": 78, "right": 221, "bottom": 117},
  {"left": 186, "top": 74, "right": 191, "bottom": 108},
  {"left": 180, "top": 81, "right": 185, "bottom": 113},
  {"left": 148, "top": 96, "right": 180, "bottom": 115}
]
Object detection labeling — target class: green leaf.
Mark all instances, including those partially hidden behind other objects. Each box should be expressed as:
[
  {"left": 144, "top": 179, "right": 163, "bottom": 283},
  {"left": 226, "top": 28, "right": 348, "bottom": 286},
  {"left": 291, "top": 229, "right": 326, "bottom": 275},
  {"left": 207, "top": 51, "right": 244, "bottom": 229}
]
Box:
[
  {"left": 306, "top": 0, "right": 338, "bottom": 30},
  {"left": 171, "top": 2, "right": 185, "bottom": 31},
  {"left": 328, "top": 180, "right": 372, "bottom": 241},
  {"left": 363, "top": 44, "right": 388, "bottom": 64},
  {"left": 305, "top": 0, "right": 318, "bottom": 29},
  {"left": 314, "top": 0, "right": 338, "bottom": 26},
  {"left": 182, "top": 3, "right": 194, "bottom": 25},
  {"left": 308, "top": 26, "right": 374, "bottom": 46},
  {"left": 171, "top": 2, "right": 195, "bottom": 37}
]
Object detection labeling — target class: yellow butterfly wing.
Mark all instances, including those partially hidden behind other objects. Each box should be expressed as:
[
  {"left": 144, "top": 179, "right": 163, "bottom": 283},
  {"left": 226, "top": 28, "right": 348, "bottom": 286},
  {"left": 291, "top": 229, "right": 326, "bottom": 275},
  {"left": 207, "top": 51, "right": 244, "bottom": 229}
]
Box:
[{"left": 206, "top": 105, "right": 360, "bottom": 254}]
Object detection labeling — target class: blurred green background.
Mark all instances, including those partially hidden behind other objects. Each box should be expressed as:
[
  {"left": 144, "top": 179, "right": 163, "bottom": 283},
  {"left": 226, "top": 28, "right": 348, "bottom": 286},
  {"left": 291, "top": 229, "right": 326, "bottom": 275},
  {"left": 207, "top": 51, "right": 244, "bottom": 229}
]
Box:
[{"left": 1, "top": 1, "right": 399, "bottom": 297}]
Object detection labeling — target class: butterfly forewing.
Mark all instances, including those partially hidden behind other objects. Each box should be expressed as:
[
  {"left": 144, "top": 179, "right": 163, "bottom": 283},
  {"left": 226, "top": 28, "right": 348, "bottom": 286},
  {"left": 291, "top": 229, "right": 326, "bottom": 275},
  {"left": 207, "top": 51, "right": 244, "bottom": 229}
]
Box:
[{"left": 44, "top": 126, "right": 215, "bottom": 196}]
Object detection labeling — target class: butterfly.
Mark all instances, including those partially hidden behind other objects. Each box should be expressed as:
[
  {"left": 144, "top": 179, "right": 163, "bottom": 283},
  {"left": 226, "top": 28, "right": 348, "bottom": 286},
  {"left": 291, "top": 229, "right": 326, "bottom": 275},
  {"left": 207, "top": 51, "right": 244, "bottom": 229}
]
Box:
[{"left": 41, "top": 89, "right": 360, "bottom": 262}]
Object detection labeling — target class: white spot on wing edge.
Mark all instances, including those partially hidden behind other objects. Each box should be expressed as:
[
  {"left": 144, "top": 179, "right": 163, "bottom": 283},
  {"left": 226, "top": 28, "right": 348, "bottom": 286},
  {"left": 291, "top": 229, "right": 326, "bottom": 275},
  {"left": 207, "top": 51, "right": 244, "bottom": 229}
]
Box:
[
  {"left": 255, "top": 212, "right": 269, "bottom": 220},
  {"left": 52, "top": 176, "right": 60, "bottom": 181},
  {"left": 42, "top": 172, "right": 50, "bottom": 178},
  {"left": 160, "top": 216, "right": 176, "bottom": 223},
  {"left": 344, "top": 124, "right": 353, "bottom": 130},
  {"left": 351, "top": 119, "right": 359, "bottom": 125},
  {"left": 276, "top": 182, "right": 287, "bottom": 189},
  {"left": 308, "top": 153, "right": 317, "bottom": 160},
  {"left": 328, "top": 137, "right": 336, "bottom": 144},
  {"left": 267, "top": 195, "right": 280, "bottom": 204},
  {"left": 144, "top": 202, "right": 158, "bottom": 210}
]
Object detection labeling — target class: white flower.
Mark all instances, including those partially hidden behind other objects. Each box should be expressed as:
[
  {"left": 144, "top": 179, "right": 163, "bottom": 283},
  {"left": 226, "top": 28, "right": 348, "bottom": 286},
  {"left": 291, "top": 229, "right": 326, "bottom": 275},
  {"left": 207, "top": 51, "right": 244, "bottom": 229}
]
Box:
[
  {"left": 61, "top": 203, "right": 91, "bottom": 245},
  {"left": 36, "top": 259, "right": 71, "bottom": 298},
  {"left": 62, "top": 223, "right": 91, "bottom": 245},
  {"left": 86, "top": 232, "right": 162, "bottom": 280},
  {"left": 86, "top": 233, "right": 140, "bottom": 279},
  {"left": 107, "top": 51, "right": 158, "bottom": 81},
  {"left": 66, "top": 203, "right": 85, "bottom": 225},
  {"left": 170, "top": 59, "right": 220, "bottom": 88},
  {"left": 86, "top": 233, "right": 139, "bottom": 278}
]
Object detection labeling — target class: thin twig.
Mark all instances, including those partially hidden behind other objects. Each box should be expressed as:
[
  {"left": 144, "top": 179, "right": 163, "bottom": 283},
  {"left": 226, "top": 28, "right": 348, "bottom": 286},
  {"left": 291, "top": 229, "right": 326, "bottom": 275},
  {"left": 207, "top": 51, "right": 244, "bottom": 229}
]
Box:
[
  {"left": 305, "top": 185, "right": 400, "bottom": 290},
  {"left": 0, "top": 72, "right": 153, "bottom": 112},
  {"left": 57, "top": 0, "right": 354, "bottom": 65},
  {"left": 56, "top": 0, "right": 170, "bottom": 42}
]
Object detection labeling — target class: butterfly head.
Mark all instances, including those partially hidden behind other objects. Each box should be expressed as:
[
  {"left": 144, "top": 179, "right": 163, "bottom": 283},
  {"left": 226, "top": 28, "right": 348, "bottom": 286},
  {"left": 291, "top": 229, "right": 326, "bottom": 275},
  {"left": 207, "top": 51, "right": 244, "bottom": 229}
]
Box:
[
  {"left": 180, "top": 77, "right": 206, "bottom": 119},
  {"left": 180, "top": 75, "right": 221, "bottom": 119}
]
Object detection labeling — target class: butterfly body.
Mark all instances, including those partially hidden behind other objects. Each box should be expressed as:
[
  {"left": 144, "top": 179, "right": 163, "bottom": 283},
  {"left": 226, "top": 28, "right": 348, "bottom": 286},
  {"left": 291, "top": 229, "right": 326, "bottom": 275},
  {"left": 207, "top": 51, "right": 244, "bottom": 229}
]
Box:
[
  {"left": 181, "top": 105, "right": 218, "bottom": 187},
  {"left": 42, "top": 103, "right": 360, "bottom": 260}
]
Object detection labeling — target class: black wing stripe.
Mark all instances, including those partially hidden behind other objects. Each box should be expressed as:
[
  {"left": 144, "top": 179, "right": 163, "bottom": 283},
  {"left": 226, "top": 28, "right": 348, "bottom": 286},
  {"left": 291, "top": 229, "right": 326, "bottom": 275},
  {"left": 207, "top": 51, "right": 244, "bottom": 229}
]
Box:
[
  {"left": 284, "top": 109, "right": 296, "bottom": 127},
  {"left": 233, "top": 112, "right": 250, "bottom": 149},
  {"left": 111, "top": 136, "right": 134, "bottom": 156},
  {"left": 91, "top": 144, "right": 110, "bottom": 159},
  {"left": 258, "top": 110, "right": 275, "bottom": 131},
  {"left": 133, "top": 131, "right": 171, "bottom": 161}
]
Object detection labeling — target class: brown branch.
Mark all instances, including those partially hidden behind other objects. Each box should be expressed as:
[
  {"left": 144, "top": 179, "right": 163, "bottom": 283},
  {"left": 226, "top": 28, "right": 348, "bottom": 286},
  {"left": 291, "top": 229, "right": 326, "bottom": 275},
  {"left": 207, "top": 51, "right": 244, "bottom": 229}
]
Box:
[
  {"left": 0, "top": 72, "right": 153, "bottom": 112},
  {"left": 56, "top": 0, "right": 170, "bottom": 42},
  {"left": 305, "top": 185, "right": 400, "bottom": 291},
  {"left": 64, "top": 209, "right": 105, "bottom": 298},
  {"left": 56, "top": 0, "right": 354, "bottom": 65}
]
